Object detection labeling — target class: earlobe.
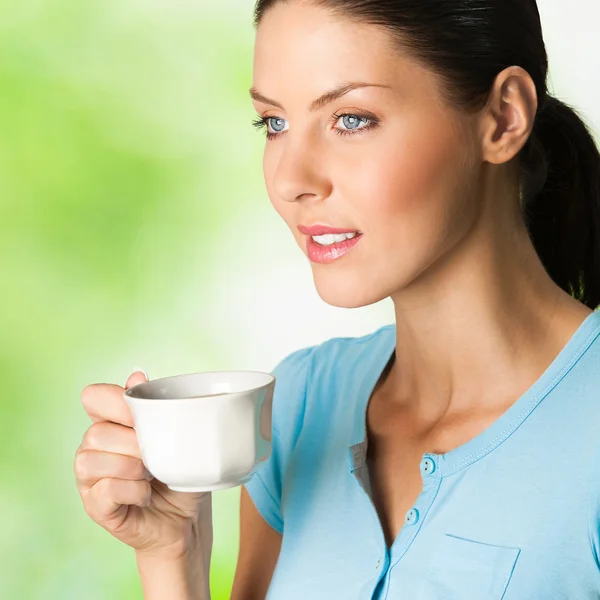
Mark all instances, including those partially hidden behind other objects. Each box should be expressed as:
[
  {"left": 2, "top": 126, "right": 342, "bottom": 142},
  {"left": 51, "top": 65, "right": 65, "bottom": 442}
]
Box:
[{"left": 481, "top": 66, "right": 538, "bottom": 165}]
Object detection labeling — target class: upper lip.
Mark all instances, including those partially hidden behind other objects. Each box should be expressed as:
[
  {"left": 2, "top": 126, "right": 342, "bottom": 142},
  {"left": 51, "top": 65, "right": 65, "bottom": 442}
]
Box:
[{"left": 298, "top": 224, "right": 362, "bottom": 236}]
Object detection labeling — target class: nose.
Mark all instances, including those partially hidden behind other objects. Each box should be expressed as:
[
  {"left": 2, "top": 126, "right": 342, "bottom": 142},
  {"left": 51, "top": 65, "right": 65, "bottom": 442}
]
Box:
[{"left": 270, "top": 135, "right": 331, "bottom": 203}]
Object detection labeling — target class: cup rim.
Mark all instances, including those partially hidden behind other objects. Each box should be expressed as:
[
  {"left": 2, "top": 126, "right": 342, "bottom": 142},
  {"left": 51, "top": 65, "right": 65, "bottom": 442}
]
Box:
[{"left": 123, "top": 369, "right": 275, "bottom": 402}]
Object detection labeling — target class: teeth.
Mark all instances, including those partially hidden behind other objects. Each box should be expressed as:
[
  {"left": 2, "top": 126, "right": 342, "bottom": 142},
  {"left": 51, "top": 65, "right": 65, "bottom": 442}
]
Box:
[{"left": 312, "top": 232, "right": 358, "bottom": 246}]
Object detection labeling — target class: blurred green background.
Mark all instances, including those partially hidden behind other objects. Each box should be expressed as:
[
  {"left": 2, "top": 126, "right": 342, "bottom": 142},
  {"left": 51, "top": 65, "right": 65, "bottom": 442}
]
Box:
[
  {"left": 0, "top": 1, "right": 280, "bottom": 597},
  {"left": 0, "top": 0, "right": 597, "bottom": 598}
]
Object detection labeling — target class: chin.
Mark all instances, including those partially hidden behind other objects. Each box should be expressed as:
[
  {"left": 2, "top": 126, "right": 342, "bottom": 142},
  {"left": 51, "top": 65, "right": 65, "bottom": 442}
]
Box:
[{"left": 312, "top": 273, "right": 388, "bottom": 309}]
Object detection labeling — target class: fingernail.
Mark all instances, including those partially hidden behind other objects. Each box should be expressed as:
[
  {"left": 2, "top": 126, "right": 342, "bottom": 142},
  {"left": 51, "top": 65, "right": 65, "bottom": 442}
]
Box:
[{"left": 132, "top": 366, "right": 149, "bottom": 381}]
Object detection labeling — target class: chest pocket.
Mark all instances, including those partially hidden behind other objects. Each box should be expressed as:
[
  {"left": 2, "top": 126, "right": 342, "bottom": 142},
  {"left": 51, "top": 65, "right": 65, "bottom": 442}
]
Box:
[{"left": 416, "top": 533, "right": 521, "bottom": 600}]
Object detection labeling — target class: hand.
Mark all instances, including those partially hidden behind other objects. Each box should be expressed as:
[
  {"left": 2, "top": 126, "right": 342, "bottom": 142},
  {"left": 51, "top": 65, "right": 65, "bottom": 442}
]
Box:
[{"left": 74, "top": 369, "right": 213, "bottom": 561}]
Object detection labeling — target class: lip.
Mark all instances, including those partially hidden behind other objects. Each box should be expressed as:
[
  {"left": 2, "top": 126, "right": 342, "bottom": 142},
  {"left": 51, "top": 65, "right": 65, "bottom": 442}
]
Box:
[
  {"left": 304, "top": 231, "right": 364, "bottom": 264},
  {"left": 298, "top": 224, "right": 361, "bottom": 236}
]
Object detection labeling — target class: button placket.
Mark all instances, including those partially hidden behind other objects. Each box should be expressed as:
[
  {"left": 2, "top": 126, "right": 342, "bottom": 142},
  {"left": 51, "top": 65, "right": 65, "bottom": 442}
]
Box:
[
  {"left": 387, "top": 465, "right": 442, "bottom": 567},
  {"left": 401, "top": 457, "right": 435, "bottom": 530}
]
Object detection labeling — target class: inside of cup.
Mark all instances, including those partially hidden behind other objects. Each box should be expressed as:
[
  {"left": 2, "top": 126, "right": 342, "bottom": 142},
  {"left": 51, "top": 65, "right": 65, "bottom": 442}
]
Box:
[{"left": 126, "top": 370, "right": 274, "bottom": 400}]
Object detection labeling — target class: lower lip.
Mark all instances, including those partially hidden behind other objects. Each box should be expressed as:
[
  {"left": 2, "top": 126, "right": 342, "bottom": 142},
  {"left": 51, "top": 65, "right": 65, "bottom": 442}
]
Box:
[{"left": 306, "top": 233, "right": 364, "bottom": 264}]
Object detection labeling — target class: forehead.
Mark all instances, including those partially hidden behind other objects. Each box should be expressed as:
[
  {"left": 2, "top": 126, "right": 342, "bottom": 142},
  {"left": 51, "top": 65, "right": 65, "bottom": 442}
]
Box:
[
  {"left": 253, "top": 3, "right": 408, "bottom": 88},
  {"left": 251, "top": 2, "right": 453, "bottom": 118}
]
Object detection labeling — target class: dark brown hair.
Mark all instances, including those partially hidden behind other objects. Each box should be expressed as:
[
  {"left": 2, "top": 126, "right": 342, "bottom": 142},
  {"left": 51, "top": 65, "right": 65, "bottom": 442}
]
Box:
[{"left": 253, "top": 0, "right": 600, "bottom": 310}]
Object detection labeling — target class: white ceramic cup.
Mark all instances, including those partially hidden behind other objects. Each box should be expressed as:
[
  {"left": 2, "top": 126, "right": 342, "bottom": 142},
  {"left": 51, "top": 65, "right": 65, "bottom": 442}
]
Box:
[{"left": 123, "top": 370, "right": 275, "bottom": 492}]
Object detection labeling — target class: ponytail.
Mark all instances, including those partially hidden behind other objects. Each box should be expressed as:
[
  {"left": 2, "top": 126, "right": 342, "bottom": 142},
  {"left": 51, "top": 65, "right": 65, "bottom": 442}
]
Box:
[{"left": 520, "top": 96, "right": 600, "bottom": 309}]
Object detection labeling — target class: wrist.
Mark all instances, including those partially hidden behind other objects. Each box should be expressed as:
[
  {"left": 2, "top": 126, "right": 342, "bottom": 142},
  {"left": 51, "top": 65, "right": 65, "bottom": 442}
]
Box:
[
  {"left": 136, "top": 511, "right": 213, "bottom": 600},
  {"left": 136, "top": 543, "right": 211, "bottom": 600}
]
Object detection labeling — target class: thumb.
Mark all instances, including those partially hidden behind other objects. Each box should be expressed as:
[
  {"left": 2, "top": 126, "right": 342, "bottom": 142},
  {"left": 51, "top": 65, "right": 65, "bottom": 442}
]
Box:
[{"left": 125, "top": 367, "right": 149, "bottom": 390}]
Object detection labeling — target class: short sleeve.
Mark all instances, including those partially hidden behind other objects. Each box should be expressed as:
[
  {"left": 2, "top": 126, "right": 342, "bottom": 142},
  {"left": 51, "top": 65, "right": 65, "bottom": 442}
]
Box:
[{"left": 243, "top": 345, "right": 316, "bottom": 534}]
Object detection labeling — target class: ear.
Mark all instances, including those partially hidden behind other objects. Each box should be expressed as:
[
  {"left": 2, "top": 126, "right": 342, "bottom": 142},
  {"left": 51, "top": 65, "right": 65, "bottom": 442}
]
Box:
[{"left": 480, "top": 66, "right": 538, "bottom": 165}]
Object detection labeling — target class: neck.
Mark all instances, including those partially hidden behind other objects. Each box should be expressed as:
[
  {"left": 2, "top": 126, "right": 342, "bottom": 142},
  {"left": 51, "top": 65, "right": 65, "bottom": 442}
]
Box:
[{"left": 384, "top": 201, "right": 592, "bottom": 421}]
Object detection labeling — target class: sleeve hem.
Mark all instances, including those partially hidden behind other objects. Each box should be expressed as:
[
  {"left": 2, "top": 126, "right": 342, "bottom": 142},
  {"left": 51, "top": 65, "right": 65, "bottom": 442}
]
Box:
[{"left": 243, "top": 470, "right": 284, "bottom": 535}]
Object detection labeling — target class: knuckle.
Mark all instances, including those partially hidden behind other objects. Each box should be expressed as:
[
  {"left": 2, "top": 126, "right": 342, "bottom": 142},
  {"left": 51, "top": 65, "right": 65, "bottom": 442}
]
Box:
[
  {"left": 73, "top": 449, "right": 91, "bottom": 481},
  {"left": 83, "top": 421, "right": 105, "bottom": 449},
  {"left": 96, "top": 477, "right": 120, "bottom": 500},
  {"left": 80, "top": 383, "right": 100, "bottom": 411},
  {"left": 95, "top": 477, "right": 111, "bottom": 496}
]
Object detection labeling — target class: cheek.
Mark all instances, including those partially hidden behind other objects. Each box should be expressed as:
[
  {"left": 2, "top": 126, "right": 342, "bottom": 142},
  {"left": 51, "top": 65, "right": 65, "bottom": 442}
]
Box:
[{"left": 349, "top": 114, "right": 473, "bottom": 242}]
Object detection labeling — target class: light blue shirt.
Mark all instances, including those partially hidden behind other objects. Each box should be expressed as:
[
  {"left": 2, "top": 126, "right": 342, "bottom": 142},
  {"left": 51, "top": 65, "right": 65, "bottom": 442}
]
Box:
[{"left": 244, "top": 309, "right": 600, "bottom": 599}]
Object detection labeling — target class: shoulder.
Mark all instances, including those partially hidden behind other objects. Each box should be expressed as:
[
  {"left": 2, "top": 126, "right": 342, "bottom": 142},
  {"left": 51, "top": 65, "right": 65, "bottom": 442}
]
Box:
[
  {"left": 310, "top": 323, "right": 395, "bottom": 375},
  {"left": 269, "top": 324, "right": 395, "bottom": 435},
  {"left": 271, "top": 323, "right": 394, "bottom": 385}
]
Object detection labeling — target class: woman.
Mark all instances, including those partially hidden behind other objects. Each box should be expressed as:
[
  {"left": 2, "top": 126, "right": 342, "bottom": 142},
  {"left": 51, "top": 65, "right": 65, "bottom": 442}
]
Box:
[{"left": 74, "top": 0, "right": 600, "bottom": 598}]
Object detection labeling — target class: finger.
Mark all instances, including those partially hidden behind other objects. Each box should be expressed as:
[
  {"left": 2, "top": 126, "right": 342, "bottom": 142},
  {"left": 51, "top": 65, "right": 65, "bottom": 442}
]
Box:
[
  {"left": 74, "top": 449, "right": 152, "bottom": 491},
  {"left": 79, "top": 370, "right": 148, "bottom": 427},
  {"left": 80, "top": 383, "right": 136, "bottom": 427},
  {"left": 126, "top": 368, "right": 148, "bottom": 390},
  {"left": 85, "top": 478, "right": 152, "bottom": 521},
  {"left": 80, "top": 421, "right": 142, "bottom": 459}
]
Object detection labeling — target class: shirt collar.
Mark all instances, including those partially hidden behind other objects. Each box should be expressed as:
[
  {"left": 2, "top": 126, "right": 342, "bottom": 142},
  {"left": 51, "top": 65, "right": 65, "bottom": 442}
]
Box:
[{"left": 349, "top": 310, "right": 600, "bottom": 478}]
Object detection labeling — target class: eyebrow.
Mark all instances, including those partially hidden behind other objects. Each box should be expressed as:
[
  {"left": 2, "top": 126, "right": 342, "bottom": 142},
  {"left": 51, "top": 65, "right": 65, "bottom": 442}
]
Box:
[{"left": 249, "top": 81, "right": 392, "bottom": 113}]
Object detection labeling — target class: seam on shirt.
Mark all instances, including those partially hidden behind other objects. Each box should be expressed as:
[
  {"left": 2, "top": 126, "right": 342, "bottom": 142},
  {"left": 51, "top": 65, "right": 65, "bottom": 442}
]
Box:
[{"left": 449, "top": 322, "right": 600, "bottom": 475}]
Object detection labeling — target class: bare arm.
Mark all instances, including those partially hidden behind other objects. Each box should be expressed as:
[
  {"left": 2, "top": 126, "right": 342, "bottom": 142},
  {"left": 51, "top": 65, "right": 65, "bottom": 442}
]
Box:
[
  {"left": 231, "top": 486, "right": 283, "bottom": 600},
  {"left": 133, "top": 487, "right": 279, "bottom": 600},
  {"left": 136, "top": 548, "right": 211, "bottom": 600}
]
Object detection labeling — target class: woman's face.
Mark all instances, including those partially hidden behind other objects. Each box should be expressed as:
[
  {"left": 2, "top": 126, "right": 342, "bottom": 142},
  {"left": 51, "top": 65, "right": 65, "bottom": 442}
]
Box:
[{"left": 251, "top": 2, "right": 483, "bottom": 309}]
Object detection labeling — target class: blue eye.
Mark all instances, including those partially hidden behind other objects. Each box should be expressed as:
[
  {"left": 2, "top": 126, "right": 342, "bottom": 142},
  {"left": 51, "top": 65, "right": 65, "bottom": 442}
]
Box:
[
  {"left": 251, "top": 112, "right": 379, "bottom": 140},
  {"left": 341, "top": 115, "right": 365, "bottom": 131},
  {"left": 269, "top": 117, "right": 287, "bottom": 133}
]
